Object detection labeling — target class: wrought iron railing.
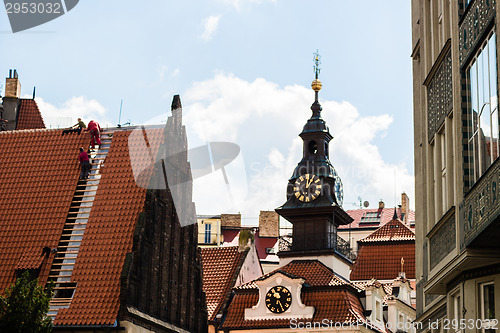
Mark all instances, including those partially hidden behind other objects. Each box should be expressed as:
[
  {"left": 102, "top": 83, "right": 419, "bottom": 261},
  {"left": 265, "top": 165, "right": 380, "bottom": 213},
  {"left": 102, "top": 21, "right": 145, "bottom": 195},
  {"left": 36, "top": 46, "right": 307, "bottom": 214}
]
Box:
[{"left": 278, "top": 233, "right": 356, "bottom": 260}]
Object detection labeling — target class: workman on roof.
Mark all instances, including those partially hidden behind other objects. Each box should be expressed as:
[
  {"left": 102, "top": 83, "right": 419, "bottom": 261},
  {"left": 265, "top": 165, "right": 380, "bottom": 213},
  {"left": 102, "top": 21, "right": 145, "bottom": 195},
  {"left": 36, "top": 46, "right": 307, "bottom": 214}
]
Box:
[
  {"left": 62, "top": 117, "right": 86, "bottom": 135},
  {"left": 78, "top": 147, "right": 90, "bottom": 180},
  {"left": 87, "top": 120, "right": 101, "bottom": 148}
]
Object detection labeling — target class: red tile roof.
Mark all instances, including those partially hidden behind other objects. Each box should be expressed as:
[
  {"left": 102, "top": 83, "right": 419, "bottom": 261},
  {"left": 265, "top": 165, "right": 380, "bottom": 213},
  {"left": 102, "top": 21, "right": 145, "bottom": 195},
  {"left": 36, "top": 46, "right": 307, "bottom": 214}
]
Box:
[
  {"left": 360, "top": 218, "right": 415, "bottom": 242},
  {"left": 222, "top": 289, "right": 367, "bottom": 329},
  {"left": 237, "top": 260, "right": 352, "bottom": 290},
  {"left": 350, "top": 217, "right": 415, "bottom": 281},
  {"left": 16, "top": 99, "right": 45, "bottom": 130},
  {"left": 350, "top": 243, "right": 415, "bottom": 281},
  {"left": 0, "top": 127, "right": 164, "bottom": 327},
  {"left": 340, "top": 208, "right": 415, "bottom": 230},
  {"left": 55, "top": 129, "right": 163, "bottom": 326},
  {"left": 200, "top": 246, "right": 248, "bottom": 322},
  {"left": 0, "top": 129, "right": 87, "bottom": 291}
]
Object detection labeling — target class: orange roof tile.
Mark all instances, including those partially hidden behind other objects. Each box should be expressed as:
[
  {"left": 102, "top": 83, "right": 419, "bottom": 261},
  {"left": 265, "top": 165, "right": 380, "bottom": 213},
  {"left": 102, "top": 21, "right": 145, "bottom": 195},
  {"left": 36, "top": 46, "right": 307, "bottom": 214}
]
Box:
[
  {"left": 0, "top": 127, "right": 164, "bottom": 327},
  {"left": 340, "top": 208, "right": 415, "bottom": 229},
  {"left": 360, "top": 218, "right": 415, "bottom": 242},
  {"left": 200, "top": 246, "right": 248, "bottom": 322},
  {"left": 221, "top": 289, "right": 367, "bottom": 329},
  {"left": 55, "top": 129, "right": 163, "bottom": 326},
  {"left": 0, "top": 130, "right": 87, "bottom": 291},
  {"left": 350, "top": 243, "right": 415, "bottom": 280},
  {"left": 237, "top": 260, "right": 352, "bottom": 290},
  {"left": 16, "top": 99, "right": 45, "bottom": 130}
]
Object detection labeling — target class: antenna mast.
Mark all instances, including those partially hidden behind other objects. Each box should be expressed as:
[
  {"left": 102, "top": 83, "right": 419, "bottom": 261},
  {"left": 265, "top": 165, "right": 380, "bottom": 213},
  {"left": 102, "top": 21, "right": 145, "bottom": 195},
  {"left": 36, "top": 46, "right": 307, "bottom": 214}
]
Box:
[{"left": 118, "top": 99, "right": 123, "bottom": 127}]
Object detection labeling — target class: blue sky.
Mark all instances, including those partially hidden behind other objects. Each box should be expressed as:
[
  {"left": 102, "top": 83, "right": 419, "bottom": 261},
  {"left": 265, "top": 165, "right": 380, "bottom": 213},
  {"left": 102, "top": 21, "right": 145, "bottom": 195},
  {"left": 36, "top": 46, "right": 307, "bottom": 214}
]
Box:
[{"left": 0, "top": 0, "right": 414, "bottom": 220}]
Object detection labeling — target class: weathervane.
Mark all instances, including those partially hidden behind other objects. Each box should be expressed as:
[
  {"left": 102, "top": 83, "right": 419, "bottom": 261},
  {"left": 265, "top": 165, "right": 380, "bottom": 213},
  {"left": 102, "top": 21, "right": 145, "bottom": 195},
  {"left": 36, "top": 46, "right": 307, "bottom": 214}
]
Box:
[
  {"left": 313, "top": 50, "right": 321, "bottom": 79},
  {"left": 311, "top": 50, "right": 322, "bottom": 101}
]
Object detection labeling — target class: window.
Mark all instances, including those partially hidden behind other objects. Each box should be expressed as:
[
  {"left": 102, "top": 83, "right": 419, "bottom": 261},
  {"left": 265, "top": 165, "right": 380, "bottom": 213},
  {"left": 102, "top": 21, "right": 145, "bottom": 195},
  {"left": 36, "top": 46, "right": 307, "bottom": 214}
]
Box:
[
  {"left": 265, "top": 247, "right": 276, "bottom": 254},
  {"left": 204, "top": 223, "right": 212, "bottom": 244},
  {"left": 308, "top": 140, "right": 318, "bottom": 154},
  {"left": 467, "top": 32, "right": 499, "bottom": 185},
  {"left": 375, "top": 299, "right": 382, "bottom": 322},
  {"left": 451, "top": 290, "right": 462, "bottom": 333},
  {"left": 399, "top": 313, "right": 405, "bottom": 329},
  {"left": 360, "top": 211, "right": 381, "bottom": 224},
  {"left": 440, "top": 128, "right": 447, "bottom": 211},
  {"left": 479, "top": 282, "right": 495, "bottom": 333}
]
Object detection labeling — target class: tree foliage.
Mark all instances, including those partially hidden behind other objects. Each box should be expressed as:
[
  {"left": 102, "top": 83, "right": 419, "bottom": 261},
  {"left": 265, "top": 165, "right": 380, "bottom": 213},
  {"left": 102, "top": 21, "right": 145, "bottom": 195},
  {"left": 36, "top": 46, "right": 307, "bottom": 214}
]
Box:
[{"left": 0, "top": 271, "right": 54, "bottom": 333}]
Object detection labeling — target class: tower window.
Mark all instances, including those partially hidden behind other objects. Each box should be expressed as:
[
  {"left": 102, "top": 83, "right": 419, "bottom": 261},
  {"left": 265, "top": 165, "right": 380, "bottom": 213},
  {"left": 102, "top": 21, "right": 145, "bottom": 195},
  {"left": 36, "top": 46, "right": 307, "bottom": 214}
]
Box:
[
  {"left": 308, "top": 140, "right": 318, "bottom": 154},
  {"left": 325, "top": 142, "right": 329, "bottom": 157}
]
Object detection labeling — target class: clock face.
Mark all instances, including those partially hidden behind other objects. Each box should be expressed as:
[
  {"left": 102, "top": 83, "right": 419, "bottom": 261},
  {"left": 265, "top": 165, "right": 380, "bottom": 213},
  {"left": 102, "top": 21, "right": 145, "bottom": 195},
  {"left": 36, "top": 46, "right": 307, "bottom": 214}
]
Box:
[
  {"left": 293, "top": 174, "right": 322, "bottom": 202},
  {"left": 265, "top": 286, "right": 292, "bottom": 314}
]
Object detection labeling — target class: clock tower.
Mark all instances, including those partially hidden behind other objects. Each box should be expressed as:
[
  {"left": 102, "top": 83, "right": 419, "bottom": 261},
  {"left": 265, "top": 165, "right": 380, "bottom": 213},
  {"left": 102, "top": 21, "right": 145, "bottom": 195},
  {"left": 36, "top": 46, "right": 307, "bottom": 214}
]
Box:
[{"left": 276, "top": 53, "right": 353, "bottom": 268}]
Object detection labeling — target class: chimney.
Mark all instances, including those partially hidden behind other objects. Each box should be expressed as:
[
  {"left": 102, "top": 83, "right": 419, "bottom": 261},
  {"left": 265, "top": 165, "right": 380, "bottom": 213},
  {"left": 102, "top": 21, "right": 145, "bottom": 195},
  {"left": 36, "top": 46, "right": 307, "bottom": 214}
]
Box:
[
  {"left": 258, "top": 211, "right": 279, "bottom": 237},
  {"left": 378, "top": 200, "right": 385, "bottom": 209},
  {"left": 221, "top": 214, "right": 241, "bottom": 228},
  {"left": 5, "top": 69, "right": 21, "bottom": 98},
  {"left": 2, "top": 69, "right": 21, "bottom": 130},
  {"left": 171, "top": 94, "right": 182, "bottom": 126},
  {"left": 401, "top": 192, "right": 409, "bottom": 224}
]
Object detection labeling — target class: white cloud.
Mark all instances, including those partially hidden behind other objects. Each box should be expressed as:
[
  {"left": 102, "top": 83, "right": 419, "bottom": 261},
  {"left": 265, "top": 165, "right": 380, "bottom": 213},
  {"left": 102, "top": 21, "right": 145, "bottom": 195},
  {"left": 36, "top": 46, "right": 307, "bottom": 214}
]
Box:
[
  {"left": 183, "top": 73, "right": 415, "bottom": 220},
  {"left": 201, "top": 15, "right": 222, "bottom": 41},
  {"left": 32, "top": 96, "right": 112, "bottom": 129},
  {"left": 158, "top": 65, "right": 168, "bottom": 81}
]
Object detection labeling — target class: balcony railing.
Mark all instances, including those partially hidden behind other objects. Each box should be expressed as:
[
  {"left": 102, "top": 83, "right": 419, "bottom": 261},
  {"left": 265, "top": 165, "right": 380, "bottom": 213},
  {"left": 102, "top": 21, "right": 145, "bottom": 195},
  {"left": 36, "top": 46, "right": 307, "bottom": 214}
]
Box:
[{"left": 278, "top": 233, "right": 355, "bottom": 260}]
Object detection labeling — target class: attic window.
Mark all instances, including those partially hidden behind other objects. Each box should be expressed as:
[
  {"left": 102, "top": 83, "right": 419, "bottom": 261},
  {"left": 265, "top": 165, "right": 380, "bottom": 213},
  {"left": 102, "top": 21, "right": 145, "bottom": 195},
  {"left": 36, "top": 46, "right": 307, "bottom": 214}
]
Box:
[{"left": 360, "top": 212, "right": 381, "bottom": 224}]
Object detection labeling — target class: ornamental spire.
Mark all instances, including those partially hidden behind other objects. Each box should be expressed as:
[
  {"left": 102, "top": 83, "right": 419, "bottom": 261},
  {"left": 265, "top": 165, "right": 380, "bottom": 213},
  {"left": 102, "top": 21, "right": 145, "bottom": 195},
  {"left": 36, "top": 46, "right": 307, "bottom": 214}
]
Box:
[{"left": 311, "top": 50, "right": 323, "bottom": 117}]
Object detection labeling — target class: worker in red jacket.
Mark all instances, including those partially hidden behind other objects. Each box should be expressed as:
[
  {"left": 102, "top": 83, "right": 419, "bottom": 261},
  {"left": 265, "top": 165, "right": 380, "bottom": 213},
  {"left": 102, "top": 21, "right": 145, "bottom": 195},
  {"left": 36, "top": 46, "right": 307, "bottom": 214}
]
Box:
[
  {"left": 78, "top": 147, "right": 90, "bottom": 180},
  {"left": 87, "top": 120, "right": 101, "bottom": 148}
]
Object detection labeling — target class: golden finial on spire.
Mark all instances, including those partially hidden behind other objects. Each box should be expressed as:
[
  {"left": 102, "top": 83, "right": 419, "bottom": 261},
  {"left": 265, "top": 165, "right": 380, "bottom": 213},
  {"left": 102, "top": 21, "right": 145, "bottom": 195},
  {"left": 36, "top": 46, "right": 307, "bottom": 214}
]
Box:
[{"left": 311, "top": 50, "right": 322, "bottom": 92}]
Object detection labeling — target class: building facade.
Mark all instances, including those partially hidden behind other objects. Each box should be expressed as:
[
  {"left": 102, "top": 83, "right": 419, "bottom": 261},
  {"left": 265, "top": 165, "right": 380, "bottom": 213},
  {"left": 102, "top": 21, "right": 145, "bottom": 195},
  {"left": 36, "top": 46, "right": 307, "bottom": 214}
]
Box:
[
  {"left": 411, "top": 0, "right": 499, "bottom": 331},
  {"left": 197, "top": 213, "right": 280, "bottom": 273}
]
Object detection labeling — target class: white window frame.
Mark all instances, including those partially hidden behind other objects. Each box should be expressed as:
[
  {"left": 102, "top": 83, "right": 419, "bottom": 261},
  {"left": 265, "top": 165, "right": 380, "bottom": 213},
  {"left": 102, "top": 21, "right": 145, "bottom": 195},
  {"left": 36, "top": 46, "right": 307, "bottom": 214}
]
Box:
[{"left": 479, "top": 281, "right": 495, "bottom": 333}]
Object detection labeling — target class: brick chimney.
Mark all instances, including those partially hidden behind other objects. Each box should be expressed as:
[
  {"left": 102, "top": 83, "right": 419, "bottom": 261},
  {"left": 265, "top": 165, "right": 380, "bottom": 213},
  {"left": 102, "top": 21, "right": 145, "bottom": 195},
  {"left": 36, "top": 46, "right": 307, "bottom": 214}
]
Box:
[
  {"left": 221, "top": 214, "right": 241, "bottom": 228},
  {"left": 258, "top": 211, "right": 279, "bottom": 237},
  {"left": 2, "top": 69, "right": 21, "bottom": 130},
  {"left": 401, "top": 192, "right": 410, "bottom": 224},
  {"left": 378, "top": 200, "right": 385, "bottom": 209}
]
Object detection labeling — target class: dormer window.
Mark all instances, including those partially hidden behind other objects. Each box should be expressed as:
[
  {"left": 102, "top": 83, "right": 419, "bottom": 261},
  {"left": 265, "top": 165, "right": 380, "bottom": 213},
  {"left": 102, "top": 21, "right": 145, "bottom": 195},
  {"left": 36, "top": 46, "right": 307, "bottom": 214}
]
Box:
[{"left": 360, "top": 211, "right": 381, "bottom": 224}]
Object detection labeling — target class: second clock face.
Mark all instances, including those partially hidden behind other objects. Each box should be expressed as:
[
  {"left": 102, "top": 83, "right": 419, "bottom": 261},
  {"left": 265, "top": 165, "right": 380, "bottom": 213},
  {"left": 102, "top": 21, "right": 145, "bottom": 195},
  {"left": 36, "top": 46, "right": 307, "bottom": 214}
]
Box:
[
  {"left": 294, "top": 174, "right": 322, "bottom": 202},
  {"left": 265, "top": 286, "right": 292, "bottom": 314}
]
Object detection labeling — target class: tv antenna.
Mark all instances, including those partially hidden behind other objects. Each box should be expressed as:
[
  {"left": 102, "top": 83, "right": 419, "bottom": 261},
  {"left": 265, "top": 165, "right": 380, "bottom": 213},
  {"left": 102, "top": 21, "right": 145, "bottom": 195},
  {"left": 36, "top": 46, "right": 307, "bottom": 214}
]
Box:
[{"left": 117, "top": 99, "right": 130, "bottom": 128}]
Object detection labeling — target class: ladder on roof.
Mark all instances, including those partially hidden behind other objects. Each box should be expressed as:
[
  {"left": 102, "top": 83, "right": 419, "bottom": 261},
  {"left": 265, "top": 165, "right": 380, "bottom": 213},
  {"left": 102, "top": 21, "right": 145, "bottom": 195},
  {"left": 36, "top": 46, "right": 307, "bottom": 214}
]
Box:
[{"left": 47, "top": 130, "right": 114, "bottom": 319}]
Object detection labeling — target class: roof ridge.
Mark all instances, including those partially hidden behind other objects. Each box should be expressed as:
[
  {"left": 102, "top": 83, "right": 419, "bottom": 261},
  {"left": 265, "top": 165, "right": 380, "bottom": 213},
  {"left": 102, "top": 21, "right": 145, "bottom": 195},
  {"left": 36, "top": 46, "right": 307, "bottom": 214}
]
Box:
[{"left": 359, "top": 218, "right": 415, "bottom": 243}]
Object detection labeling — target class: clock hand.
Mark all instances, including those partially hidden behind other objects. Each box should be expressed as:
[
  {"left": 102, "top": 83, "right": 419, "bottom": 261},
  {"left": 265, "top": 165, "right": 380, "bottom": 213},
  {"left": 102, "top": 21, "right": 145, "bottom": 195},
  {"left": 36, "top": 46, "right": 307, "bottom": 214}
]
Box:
[{"left": 277, "top": 300, "right": 284, "bottom": 311}]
